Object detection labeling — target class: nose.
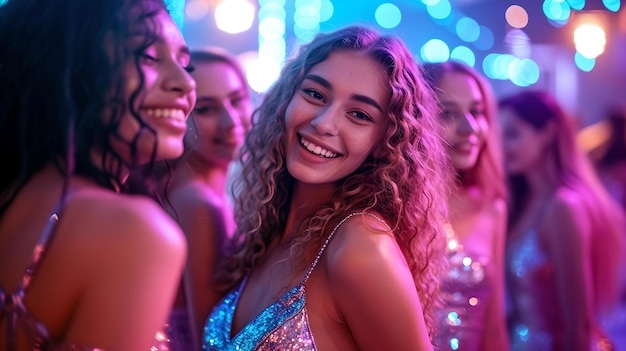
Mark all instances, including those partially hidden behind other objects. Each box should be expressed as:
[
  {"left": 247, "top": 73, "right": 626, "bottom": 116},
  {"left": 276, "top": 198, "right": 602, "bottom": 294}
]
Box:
[
  {"left": 457, "top": 111, "right": 480, "bottom": 135},
  {"left": 310, "top": 105, "right": 339, "bottom": 136},
  {"left": 163, "top": 62, "right": 196, "bottom": 95},
  {"left": 219, "top": 103, "right": 238, "bottom": 130}
]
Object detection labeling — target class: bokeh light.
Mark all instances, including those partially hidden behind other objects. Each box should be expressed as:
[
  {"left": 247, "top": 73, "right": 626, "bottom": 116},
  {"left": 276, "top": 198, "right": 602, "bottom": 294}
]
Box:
[
  {"left": 456, "top": 17, "right": 480, "bottom": 42},
  {"left": 450, "top": 46, "right": 476, "bottom": 67},
  {"left": 474, "top": 26, "right": 494, "bottom": 50},
  {"left": 215, "top": 0, "right": 256, "bottom": 34},
  {"left": 319, "top": 0, "right": 334, "bottom": 22},
  {"left": 426, "top": 0, "right": 451, "bottom": 20},
  {"left": 574, "top": 51, "right": 596, "bottom": 71},
  {"left": 567, "top": 0, "right": 585, "bottom": 10},
  {"left": 375, "top": 3, "right": 402, "bottom": 29},
  {"left": 184, "top": 0, "right": 210, "bottom": 20},
  {"left": 508, "top": 58, "right": 540, "bottom": 87},
  {"left": 574, "top": 24, "right": 606, "bottom": 58},
  {"left": 505, "top": 5, "right": 529, "bottom": 29},
  {"left": 421, "top": 39, "right": 450, "bottom": 63},
  {"left": 543, "top": 0, "right": 571, "bottom": 27},
  {"left": 603, "top": 0, "right": 620, "bottom": 12},
  {"left": 240, "top": 52, "right": 282, "bottom": 93},
  {"left": 505, "top": 29, "right": 531, "bottom": 58}
]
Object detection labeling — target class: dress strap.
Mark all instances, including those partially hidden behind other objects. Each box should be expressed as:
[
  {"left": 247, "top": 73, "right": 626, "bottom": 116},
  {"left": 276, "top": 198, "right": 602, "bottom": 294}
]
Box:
[
  {"left": 300, "top": 212, "right": 391, "bottom": 285},
  {"left": 1, "top": 193, "right": 67, "bottom": 350},
  {"left": 19, "top": 191, "right": 68, "bottom": 294}
]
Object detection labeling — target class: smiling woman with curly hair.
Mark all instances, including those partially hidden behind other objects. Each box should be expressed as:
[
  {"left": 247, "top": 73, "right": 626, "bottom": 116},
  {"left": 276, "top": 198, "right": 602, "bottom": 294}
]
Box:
[{"left": 204, "top": 25, "right": 449, "bottom": 351}]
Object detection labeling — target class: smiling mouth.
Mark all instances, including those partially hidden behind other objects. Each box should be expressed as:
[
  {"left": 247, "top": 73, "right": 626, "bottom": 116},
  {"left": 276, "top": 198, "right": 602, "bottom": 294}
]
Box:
[
  {"left": 300, "top": 136, "right": 339, "bottom": 158},
  {"left": 144, "top": 108, "right": 186, "bottom": 122}
]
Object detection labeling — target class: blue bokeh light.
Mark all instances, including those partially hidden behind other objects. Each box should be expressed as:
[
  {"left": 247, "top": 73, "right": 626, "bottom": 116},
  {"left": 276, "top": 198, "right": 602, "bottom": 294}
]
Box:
[
  {"left": 426, "top": 0, "right": 451, "bottom": 20},
  {"left": 375, "top": 3, "right": 402, "bottom": 29},
  {"left": 575, "top": 51, "right": 596, "bottom": 71},
  {"left": 450, "top": 46, "right": 476, "bottom": 67},
  {"left": 421, "top": 39, "right": 451, "bottom": 63},
  {"left": 456, "top": 17, "right": 480, "bottom": 42}
]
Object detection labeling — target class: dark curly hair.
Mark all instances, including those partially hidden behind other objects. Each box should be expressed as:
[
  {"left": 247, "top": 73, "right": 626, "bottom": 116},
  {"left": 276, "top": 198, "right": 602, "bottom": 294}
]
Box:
[{"left": 0, "top": 0, "right": 170, "bottom": 214}]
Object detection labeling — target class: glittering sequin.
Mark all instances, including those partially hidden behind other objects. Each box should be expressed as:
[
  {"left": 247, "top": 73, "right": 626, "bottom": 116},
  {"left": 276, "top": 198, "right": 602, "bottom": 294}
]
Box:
[
  {"left": 506, "top": 230, "right": 560, "bottom": 350},
  {"left": 203, "top": 280, "right": 315, "bottom": 351},
  {"left": 203, "top": 212, "right": 389, "bottom": 351},
  {"left": 434, "top": 224, "right": 492, "bottom": 351}
]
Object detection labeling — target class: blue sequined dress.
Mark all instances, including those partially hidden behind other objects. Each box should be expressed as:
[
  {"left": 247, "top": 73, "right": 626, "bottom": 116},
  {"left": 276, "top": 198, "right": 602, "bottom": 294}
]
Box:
[
  {"left": 202, "top": 212, "right": 389, "bottom": 351},
  {"left": 506, "top": 229, "right": 565, "bottom": 350},
  {"left": 434, "top": 224, "right": 494, "bottom": 351}
]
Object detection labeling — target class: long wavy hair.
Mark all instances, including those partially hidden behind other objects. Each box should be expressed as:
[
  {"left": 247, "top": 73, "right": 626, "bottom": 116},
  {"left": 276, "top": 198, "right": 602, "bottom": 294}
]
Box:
[
  {"left": 0, "top": 0, "right": 169, "bottom": 214},
  {"left": 422, "top": 61, "right": 506, "bottom": 204},
  {"left": 219, "top": 25, "right": 448, "bottom": 335},
  {"left": 500, "top": 90, "right": 625, "bottom": 314}
]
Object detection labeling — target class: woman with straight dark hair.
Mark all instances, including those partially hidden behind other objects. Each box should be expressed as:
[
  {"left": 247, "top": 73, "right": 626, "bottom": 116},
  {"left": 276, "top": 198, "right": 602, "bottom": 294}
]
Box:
[{"left": 500, "top": 90, "right": 625, "bottom": 351}]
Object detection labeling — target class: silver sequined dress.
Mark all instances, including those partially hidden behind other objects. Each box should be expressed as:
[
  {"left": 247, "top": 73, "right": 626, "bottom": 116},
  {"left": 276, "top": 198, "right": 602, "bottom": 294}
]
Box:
[
  {"left": 202, "top": 212, "right": 389, "bottom": 351},
  {"left": 434, "top": 224, "right": 493, "bottom": 351}
]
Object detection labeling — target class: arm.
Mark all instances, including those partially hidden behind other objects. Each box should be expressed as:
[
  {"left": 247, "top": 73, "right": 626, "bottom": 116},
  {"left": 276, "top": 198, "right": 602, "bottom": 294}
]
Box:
[
  {"left": 542, "top": 190, "right": 594, "bottom": 351},
  {"left": 481, "top": 199, "right": 510, "bottom": 351},
  {"left": 62, "top": 195, "right": 187, "bottom": 351},
  {"left": 171, "top": 192, "right": 228, "bottom": 350},
  {"left": 327, "top": 216, "right": 433, "bottom": 351}
]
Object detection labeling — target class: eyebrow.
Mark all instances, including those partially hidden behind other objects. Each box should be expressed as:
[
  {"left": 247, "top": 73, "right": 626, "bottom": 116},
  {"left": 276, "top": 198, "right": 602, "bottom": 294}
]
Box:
[
  {"left": 303, "top": 74, "right": 383, "bottom": 112},
  {"left": 196, "top": 89, "right": 247, "bottom": 101}
]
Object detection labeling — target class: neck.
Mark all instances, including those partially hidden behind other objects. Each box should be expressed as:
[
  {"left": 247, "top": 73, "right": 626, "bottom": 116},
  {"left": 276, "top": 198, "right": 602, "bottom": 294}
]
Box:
[
  {"left": 173, "top": 154, "right": 230, "bottom": 196},
  {"left": 283, "top": 181, "right": 338, "bottom": 242}
]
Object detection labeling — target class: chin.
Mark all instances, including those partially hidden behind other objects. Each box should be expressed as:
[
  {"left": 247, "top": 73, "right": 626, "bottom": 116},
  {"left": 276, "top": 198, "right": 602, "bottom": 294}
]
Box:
[
  {"left": 451, "top": 158, "right": 478, "bottom": 172},
  {"left": 156, "top": 142, "right": 185, "bottom": 161}
]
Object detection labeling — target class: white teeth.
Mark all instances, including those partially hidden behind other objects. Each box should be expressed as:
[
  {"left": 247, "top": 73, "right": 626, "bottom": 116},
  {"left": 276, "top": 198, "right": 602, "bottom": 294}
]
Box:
[
  {"left": 145, "top": 108, "right": 185, "bottom": 122},
  {"left": 300, "top": 137, "right": 338, "bottom": 158}
]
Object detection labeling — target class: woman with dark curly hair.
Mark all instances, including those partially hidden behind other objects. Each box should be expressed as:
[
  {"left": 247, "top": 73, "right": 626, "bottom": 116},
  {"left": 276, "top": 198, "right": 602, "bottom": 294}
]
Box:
[
  {"left": 202, "top": 25, "right": 449, "bottom": 350},
  {"left": 0, "top": 0, "right": 196, "bottom": 349}
]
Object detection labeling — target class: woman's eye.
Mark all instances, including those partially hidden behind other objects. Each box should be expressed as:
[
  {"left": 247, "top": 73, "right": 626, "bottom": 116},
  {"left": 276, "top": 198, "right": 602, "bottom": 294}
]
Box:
[
  {"left": 140, "top": 53, "right": 159, "bottom": 65},
  {"left": 471, "top": 109, "right": 485, "bottom": 117},
  {"left": 193, "top": 105, "right": 219, "bottom": 115},
  {"left": 350, "top": 111, "right": 372, "bottom": 122},
  {"left": 304, "top": 89, "right": 325, "bottom": 102},
  {"left": 184, "top": 64, "right": 195, "bottom": 73},
  {"left": 441, "top": 110, "right": 455, "bottom": 120}
]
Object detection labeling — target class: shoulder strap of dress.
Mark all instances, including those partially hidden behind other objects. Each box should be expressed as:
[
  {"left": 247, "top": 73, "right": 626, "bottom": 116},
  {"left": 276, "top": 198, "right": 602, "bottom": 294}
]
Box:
[
  {"left": 18, "top": 192, "right": 68, "bottom": 292},
  {"left": 300, "top": 212, "right": 391, "bottom": 285}
]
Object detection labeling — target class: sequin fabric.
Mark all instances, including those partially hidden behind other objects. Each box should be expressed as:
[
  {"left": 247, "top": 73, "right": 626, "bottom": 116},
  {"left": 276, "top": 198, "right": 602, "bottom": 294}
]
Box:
[
  {"left": 203, "top": 212, "right": 388, "bottom": 351},
  {"left": 434, "top": 224, "right": 493, "bottom": 351},
  {"left": 506, "top": 229, "right": 560, "bottom": 350}
]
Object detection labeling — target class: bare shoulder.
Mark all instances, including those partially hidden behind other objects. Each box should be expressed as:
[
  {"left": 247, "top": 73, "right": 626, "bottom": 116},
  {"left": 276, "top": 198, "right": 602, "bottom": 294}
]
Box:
[
  {"left": 545, "top": 187, "right": 586, "bottom": 220},
  {"left": 324, "top": 213, "right": 403, "bottom": 279},
  {"left": 540, "top": 187, "right": 589, "bottom": 238},
  {"left": 63, "top": 189, "right": 186, "bottom": 255}
]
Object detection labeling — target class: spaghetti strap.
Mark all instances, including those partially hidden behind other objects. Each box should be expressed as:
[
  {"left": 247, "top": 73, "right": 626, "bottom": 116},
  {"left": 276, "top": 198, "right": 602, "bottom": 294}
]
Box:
[
  {"left": 1, "top": 193, "right": 68, "bottom": 350},
  {"left": 20, "top": 200, "right": 65, "bottom": 292},
  {"left": 300, "top": 212, "right": 391, "bottom": 285}
]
